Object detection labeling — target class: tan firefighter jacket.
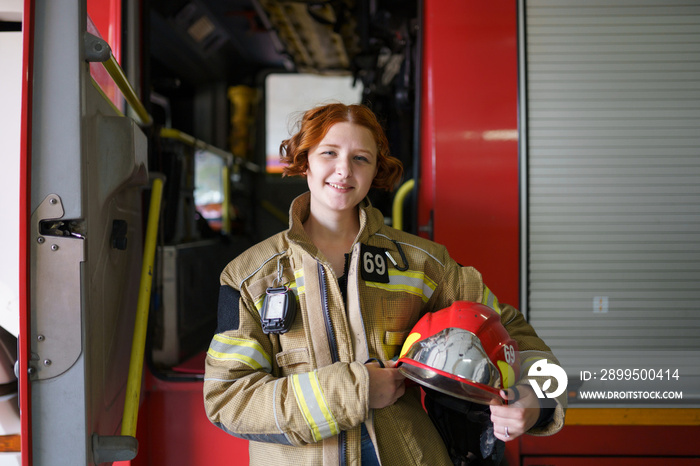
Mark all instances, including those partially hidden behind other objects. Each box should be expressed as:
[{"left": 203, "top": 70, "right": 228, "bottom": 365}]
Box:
[{"left": 204, "top": 192, "right": 566, "bottom": 465}]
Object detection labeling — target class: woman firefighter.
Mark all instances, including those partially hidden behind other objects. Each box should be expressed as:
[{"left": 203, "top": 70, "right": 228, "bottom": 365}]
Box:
[{"left": 203, "top": 103, "right": 566, "bottom": 465}]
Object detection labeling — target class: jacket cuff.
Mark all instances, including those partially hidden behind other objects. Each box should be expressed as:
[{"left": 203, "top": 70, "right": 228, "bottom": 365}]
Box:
[
  {"left": 527, "top": 401, "right": 566, "bottom": 436},
  {"left": 533, "top": 396, "right": 557, "bottom": 428},
  {"left": 317, "top": 361, "right": 370, "bottom": 431}
]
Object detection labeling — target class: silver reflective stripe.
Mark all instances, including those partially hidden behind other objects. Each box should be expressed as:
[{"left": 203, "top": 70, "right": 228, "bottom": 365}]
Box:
[
  {"left": 208, "top": 334, "right": 272, "bottom": 372},
  {"left": 238, "top": 250, "right": 287, "bottom": 289},
  {"left": 290, "top": 372, "right": 339, "bottom": 442},
  {"left": 271, "top": 379, "right": 292, "bottom": 444},
  {"left": 366, "top": 269, "right": 437, "bottom": 303},
  {"left": 294, "top": 269, "right": 305, "bottom": 295},
  {"left": 203, "top": 377, "right": 242, "bottom": 383},
  {"left": 482, "top": 286, "right": 501, "bottom": 314},
  {"left": 212, "top": 422, "right": 294, "bottom": 446}
]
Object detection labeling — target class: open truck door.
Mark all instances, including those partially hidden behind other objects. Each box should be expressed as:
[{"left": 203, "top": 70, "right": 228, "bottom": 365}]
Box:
[{"left": 20, "top": 0, "right": 152, "bottom": 464}]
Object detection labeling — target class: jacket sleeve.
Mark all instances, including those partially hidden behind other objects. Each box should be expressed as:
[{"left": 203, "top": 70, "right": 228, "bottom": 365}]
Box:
[
  {"left": 434, "top": 257, "right": 567, "bottom": 436},
  {"left": 498, "top": 302, "right": 567, "bottom": 436},
  {"left": 203, "top": 274, "right": 370, "bottom": 446}
]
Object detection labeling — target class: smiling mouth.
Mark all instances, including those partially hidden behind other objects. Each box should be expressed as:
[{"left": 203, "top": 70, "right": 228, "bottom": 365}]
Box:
[{"left": 328, "top": 182, "right": 353, "bottom": 191}]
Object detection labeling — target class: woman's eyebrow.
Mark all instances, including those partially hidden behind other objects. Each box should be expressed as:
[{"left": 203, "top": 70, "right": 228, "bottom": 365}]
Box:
[{"left": 317, "top": 143, "right": 375, "bottom": 156}]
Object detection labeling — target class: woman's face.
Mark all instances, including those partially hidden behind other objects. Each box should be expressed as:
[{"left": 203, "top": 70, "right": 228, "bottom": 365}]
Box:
[{"left": 306, "top": 122, "right": 378, "bottom": 218}]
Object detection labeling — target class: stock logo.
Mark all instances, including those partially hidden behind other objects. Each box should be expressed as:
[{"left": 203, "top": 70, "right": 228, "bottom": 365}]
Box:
[{"left": 527, "top": 359, "right": 567, "bottom": 399}]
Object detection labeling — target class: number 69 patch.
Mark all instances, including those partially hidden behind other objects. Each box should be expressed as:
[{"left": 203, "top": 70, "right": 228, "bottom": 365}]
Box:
[{"left": 360, "top": 244, "right": 390, "bottom": 283}]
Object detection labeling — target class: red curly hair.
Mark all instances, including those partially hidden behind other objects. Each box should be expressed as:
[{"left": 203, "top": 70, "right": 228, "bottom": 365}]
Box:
[{"left": 280, "top": 103, "right": 403, "bottom": 191}]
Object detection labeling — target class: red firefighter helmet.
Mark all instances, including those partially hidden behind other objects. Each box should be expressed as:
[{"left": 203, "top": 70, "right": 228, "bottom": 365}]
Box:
[{"left": 398, "top": 301, "right": 519, "bottom": 405}]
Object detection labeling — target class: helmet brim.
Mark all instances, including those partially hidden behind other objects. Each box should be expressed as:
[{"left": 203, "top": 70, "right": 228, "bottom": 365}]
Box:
[{"left": 398, "top": 359, "right": 504, "bottom": 406}]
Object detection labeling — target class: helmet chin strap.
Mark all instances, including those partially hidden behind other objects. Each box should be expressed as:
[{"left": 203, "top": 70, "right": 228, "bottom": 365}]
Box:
[{"left": 503, "top": 385, "right": 520, "bottom": 405}]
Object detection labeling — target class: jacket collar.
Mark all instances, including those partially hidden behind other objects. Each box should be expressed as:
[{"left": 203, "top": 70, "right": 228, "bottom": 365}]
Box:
[{"left": 285, "top": 192, "right": 385, "bottom": 252}]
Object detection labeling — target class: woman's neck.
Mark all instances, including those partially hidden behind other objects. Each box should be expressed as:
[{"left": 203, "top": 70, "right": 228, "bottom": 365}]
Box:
[{"left": 303, "top": 208, "right": 359, "bottom": 275}]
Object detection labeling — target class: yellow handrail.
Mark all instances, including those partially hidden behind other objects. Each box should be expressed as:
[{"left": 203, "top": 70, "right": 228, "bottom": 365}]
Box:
[
  {"left": 222, "top": 165, "right": 231, "bottom": 235},
  {"left": 121, "top": 177, "right": 164, "bottom": 437},
  {"left": 159, "top": 128, "right": 233, "bottom": 164},
  {"left": 392, "top": 179, "right": 415, "bottom": 231},
  {"left": 160, "top": 128, "right": 261, "bottom": 173},
  {"left": 159, "top": 128, "right": 260, "bottom": 174},
  {"left": 102, "top": 54, "right": 153, "bottom": 127}
]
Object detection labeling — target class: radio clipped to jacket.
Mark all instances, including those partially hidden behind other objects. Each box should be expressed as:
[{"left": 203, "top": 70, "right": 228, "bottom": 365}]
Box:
[{"left": 261, "top": 286, "right": 297, "bottom": 334}]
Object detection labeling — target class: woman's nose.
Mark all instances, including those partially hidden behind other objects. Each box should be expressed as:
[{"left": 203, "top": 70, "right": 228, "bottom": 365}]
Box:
[{"left": 336, "top": 156, "right": 352, "bottom": 177}]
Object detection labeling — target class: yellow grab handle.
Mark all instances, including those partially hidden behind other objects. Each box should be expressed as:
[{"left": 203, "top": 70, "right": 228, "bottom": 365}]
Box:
[
  {"left": 392, "top": 179, "right": 415, "bottom": 231},
  {"left": 121, "top": 177, "right": 164, "bottom": 437},
  {"left": 103, "top": 54, "right": 153, "bottom": 127}
]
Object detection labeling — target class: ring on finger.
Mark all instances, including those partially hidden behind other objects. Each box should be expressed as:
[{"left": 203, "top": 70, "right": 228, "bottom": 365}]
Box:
[{"left": 504, "top": 426, "right": 509, "bottom": 438}]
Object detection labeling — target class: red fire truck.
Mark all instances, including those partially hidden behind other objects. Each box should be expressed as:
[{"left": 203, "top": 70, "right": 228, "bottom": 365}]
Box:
[{"left": 5, "top": 0, "right": 700, "bottom": 464}]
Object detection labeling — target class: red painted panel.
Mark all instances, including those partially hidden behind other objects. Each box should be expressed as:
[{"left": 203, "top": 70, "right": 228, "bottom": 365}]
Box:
[
  {"left": 87, "top": 0, "right": 121, "bottom": 62},
  {"left": 86, "top": 0, "right": 125, "bottom": 111},
  {"left": 131, "top": 372, "right": 249, "bottom": 466},
  {"left": 523, "top": 457, "right": 700, "bottom": 466},
  {"left": 420, "top": 1, "right": 519, "bottom": 307},
  {"left": 521, "top": 425, "right": 700, "bottom": 457},
  {"left": 19, "top": 1, "right": 35, "bottom": 465},
  {"left": 418, "top": 10, "right": 435, "bottom": 240}
]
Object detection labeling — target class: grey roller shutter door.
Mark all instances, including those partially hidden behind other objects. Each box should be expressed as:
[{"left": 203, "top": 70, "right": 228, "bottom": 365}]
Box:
[{"left": 521, "top": 0, "right": 700, "bottom": 403}]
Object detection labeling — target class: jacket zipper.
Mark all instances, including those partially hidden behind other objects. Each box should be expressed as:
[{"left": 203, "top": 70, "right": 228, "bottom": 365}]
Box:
[{"left": 316, "top": 263, "right": 346, "bottom": 466}]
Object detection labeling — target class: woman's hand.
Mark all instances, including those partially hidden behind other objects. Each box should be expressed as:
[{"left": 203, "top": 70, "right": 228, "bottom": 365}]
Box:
[
  {"left": 366, "top": 360, "right": 406, "bottom": 409},
  {"left": 489, "top": 384, "right": 541, "bottom": 442}
]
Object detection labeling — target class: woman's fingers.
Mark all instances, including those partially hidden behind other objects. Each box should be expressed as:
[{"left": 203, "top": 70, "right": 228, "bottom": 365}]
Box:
[{"left": 366, "top": 362, "right": 406, "bottom": 409}]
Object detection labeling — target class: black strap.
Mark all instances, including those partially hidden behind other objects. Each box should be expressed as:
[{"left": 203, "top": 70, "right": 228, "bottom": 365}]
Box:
[
  {"left": 424, "top": 388, "right": 505, "bottom": 466},
  {"left": 217, "top": 285, "right": 241, "bottom": 333},
  {"left": 365, "top": 358, "right": 385, "bottom": 368},
  {"left": 391, "top": 240, "right": 409, "bottom": 271}
]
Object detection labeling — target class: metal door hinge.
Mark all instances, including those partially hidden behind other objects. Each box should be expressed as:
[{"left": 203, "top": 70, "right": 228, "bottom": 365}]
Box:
[{"left": 29, "top": 194, "right": 85, "bottom": 380}]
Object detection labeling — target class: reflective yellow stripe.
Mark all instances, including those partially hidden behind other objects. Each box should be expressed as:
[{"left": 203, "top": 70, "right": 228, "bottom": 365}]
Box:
[
  {"left": 309, "top": 373, "right": 337, "bottom": 436},
  {"left": 521, "top": 356, "right": 547, "bottom": 375},
  {"left": 482, "top": 286, "right": 501, "bottom": 314},
  {"left": 291, "top": 375, "right": 317, "bottom": 439},
  {"left": 207, "top": 334, "right": 272, "bottom": 372},
  {"left": 401, "top": 269, "right": 436, "bottom": 284},
  {"left": 294, "top": 269, "right": 305, "bottom": 295},
  {"left": 290, "top": 372, "right": 339, "bottom": 441},
  {"left": 367, "top": 282, "right": 429, "bottom": 302},
  {"left": 365, "top": 269, "right": 437, "bottom": 303},
  {"left": 288, "top": 279, "right": 299, "bottom": 298}
]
